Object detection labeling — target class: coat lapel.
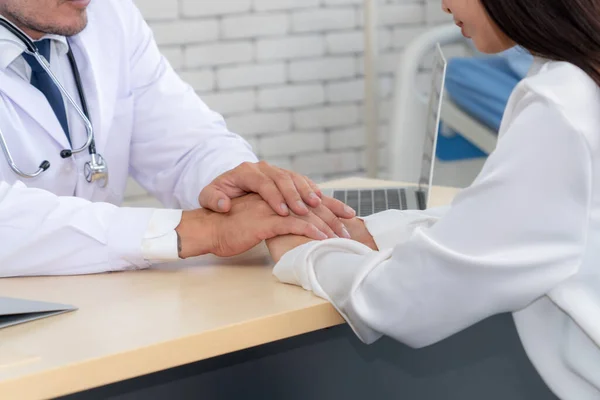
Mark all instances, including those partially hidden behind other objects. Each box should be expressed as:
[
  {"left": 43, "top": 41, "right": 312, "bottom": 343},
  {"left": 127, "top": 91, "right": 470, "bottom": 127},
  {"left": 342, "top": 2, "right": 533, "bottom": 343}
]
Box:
[
  {"left": 67, "top": 10, "right": 106, "bottom": 154},
  {"left": 0, "top": 68, "right": 71, "bottom": 149}
]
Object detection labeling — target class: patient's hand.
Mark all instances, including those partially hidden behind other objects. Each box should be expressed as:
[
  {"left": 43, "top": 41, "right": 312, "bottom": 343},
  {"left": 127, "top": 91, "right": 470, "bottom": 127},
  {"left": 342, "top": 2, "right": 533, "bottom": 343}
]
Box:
[
  {"left": 343, "top": 217, "right": 378, "bottom": 251},
  {"left": 267, "top": 217, "right": 378, "bottom": 263}
]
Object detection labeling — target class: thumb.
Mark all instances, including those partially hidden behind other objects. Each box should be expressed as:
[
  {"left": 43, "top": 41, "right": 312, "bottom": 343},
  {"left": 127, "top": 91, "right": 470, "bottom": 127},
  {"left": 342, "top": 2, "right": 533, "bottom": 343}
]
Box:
[{"left": 199, "top": 185, "right": 232, "bottom": 213}]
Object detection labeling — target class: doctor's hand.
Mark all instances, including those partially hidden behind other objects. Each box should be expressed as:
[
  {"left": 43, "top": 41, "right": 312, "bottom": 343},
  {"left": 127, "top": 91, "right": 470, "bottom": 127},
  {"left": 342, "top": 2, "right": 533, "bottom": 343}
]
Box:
[
  {"left": 267, "top": 217, "right": 378, "bottom": 263},
  {"left": 176, "top": 194, "right": 342, "bottom": 259},
  {"left": 198, "top": 161, "right": 356, "bottom": 237}
]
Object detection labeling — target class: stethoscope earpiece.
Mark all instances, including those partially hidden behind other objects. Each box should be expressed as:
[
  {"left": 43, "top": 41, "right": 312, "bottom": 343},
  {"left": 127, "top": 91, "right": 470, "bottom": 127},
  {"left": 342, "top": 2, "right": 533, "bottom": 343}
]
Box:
[{"left": 39, "top": 161, "right": 50, "bottom": 171}]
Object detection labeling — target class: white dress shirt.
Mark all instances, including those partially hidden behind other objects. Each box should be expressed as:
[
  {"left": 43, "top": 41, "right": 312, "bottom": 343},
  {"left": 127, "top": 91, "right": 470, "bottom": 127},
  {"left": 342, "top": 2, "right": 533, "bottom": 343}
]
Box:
[
  {"left": 0, "top": 23, "right": 180, "bottom": 262},
  {"left": 274, "top": 58, "right": 600, "bottom": 399}
]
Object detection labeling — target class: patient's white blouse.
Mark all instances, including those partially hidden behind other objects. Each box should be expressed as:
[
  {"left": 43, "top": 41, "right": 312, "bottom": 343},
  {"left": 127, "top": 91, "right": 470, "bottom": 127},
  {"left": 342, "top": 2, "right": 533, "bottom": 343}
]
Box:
[{"left": 274, "top": 59, "right": 600, "bottom": 400}]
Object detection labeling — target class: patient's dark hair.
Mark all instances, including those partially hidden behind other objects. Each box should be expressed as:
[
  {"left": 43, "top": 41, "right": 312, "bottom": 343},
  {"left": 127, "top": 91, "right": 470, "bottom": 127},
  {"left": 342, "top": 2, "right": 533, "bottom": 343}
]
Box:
[{"left": 480, "top": 0, "right": 600, "bottom": 86}]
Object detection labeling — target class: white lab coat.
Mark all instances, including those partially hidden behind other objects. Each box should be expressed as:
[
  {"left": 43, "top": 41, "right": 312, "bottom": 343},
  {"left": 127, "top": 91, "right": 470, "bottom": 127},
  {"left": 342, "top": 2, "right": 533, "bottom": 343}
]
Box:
[
  {"left": 274, "top": 59, "right": 600, "bottom": 399},
  {"left": 0, "top": 0, "right": 257, "bottom": 276}
]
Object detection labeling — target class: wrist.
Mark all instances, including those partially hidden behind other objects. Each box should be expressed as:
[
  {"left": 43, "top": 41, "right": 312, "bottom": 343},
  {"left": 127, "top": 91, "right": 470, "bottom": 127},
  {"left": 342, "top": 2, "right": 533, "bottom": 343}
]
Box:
[
  {"left": 175, "top": 209, "right": 215, "bottom": 259},
  {"left": 344, "top": 218, "right": 378, "bottom": 251},
  {"left": 267, "top": 235, "right": 313, "bottom": 263},
  {"left": 176, "top": 231, "right": 183, "bottom": 258}
]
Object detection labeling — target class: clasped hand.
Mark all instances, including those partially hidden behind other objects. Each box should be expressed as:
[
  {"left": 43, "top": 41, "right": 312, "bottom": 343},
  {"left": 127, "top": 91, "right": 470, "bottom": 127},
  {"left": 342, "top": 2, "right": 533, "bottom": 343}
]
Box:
[
  {"left": 175, "top": 161, "right": 376, "bottom": 259},
  {"left": 177, "top": 193, "right": 373, "bottom": 258}
]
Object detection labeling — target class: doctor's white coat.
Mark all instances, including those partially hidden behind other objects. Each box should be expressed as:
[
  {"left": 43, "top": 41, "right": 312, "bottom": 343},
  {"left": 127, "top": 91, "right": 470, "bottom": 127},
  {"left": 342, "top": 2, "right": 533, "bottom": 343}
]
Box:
[{"left": 0, "top": 0, "right": 257, "bottom": 276}]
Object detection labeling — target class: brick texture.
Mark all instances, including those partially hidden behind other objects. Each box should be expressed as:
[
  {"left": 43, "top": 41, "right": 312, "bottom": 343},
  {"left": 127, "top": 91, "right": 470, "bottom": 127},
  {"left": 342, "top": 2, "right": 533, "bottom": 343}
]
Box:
[{"left": 133, "top": 0, "right": 452, "bottom": 181}]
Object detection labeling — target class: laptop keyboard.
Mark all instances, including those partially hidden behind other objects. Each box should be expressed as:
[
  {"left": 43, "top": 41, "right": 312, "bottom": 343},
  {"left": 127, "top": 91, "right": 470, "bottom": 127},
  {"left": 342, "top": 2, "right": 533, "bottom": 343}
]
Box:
[{"left": 333, "top": 188, "right": 409, "bottom": 217}]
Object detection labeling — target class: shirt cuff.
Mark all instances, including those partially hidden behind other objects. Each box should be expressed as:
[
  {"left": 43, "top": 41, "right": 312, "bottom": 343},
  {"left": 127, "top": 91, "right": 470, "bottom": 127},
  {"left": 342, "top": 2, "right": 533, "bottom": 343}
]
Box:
[
  {"left": 273, "top": 239, "right": 390, "bottom": 344},
  {"left": 141, "top": 209, "right": 183, "bottom": 262},
  {"left": 362, "top": 207, "right": 448, "bottom": 250}
]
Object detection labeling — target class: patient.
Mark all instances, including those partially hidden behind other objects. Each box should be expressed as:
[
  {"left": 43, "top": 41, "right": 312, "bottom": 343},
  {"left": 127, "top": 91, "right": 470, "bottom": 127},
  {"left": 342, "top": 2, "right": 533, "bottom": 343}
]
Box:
[{"left": 263, "top": 4, "right": 600, "bottom": 394}]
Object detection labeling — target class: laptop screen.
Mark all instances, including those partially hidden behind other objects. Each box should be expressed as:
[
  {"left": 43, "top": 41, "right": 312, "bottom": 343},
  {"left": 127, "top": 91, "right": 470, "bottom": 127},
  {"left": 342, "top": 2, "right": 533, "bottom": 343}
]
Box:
[{"left": 418, "top": 44, "right": 448, "bottom": 208}]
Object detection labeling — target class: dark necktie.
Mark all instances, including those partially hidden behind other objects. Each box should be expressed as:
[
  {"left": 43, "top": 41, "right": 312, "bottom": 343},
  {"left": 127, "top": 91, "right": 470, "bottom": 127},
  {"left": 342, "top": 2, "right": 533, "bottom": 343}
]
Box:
[{"left": 22, "top": 39, "right": 71, "bottom": 144}]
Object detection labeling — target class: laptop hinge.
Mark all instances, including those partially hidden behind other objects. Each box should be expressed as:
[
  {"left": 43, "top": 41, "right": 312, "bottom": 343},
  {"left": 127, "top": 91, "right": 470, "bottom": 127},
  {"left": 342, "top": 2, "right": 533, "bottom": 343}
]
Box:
[{"left": 416, "top": 190, "right": 426, "bottom": 210}]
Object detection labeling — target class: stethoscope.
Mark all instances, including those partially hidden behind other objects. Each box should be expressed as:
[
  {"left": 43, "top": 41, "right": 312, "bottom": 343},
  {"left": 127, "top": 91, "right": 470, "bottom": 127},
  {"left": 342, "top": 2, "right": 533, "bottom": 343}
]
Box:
[{"left": 0, "top": 17, "right": 108, "bottom": 187}]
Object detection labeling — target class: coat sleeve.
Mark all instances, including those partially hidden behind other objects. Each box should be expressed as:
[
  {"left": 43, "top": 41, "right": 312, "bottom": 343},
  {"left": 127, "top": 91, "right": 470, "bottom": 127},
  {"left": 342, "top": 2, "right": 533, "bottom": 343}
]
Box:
[
  {"left": 274, "top": 94, "right": 591, "bottom": 347},
  {"left": 0, "top": 180, "right": 159, "bottom": 277},
  {"left": 119, "top": 0, "right": 258, "bottom": 210}
]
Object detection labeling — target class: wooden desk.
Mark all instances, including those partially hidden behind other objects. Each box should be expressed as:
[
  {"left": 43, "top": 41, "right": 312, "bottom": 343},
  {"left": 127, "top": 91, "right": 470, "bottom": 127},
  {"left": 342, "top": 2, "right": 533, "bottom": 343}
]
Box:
[{"left": 0, "top": 178, "right": 459, "bottom": 400}]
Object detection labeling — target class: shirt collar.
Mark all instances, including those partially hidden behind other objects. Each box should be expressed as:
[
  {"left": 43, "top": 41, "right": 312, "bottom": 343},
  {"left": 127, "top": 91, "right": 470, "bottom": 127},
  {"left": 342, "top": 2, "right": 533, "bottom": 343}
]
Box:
[
  {"left": 0, "top": 18, "right": 69, "bottom": 71},
  {"left": 41, "top": 33, "right": 69, "bottom": 57},
  {"left": 42, "top": 34, "right": 69, "bottom": 57}
]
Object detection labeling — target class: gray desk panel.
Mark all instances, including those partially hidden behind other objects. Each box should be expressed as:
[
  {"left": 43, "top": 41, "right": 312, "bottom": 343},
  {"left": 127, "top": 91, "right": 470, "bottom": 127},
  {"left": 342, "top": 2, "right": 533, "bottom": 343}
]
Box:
[{"left": 64, "top": 313, "right": 557, "bottom": 400}]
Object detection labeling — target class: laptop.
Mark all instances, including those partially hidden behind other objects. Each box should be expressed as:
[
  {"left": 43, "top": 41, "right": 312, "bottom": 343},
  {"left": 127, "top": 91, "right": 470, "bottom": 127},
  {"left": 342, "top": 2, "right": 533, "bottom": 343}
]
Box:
[
  {"left": 0, "top": 297, "right": 76, "bottom": 330},
  {"left": 323, "top": 44, "right": 448, "bottom": 217}
]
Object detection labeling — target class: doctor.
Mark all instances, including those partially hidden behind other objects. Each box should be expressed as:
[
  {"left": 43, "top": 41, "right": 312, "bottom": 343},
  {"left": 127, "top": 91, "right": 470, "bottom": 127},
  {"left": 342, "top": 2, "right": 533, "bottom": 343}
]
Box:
[
  {"left": 0, "top": 0, "right": 356, "bottom": 277},
  {"left": 269, "top": 0, "right": 600, "bottom": 398}
]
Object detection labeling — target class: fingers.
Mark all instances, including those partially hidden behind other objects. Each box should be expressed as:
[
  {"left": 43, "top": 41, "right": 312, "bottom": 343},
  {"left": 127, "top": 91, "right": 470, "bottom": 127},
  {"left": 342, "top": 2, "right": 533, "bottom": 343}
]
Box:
[
  {"left": 311, "top": 204, "right": 351, "bottom": 239},
  {"left": 321, "top": 195, "right": 356, "bottom": 219},
  {"left": 265, "top": 168, "right": 310, "bottom": 216},
  {"left": 269, "top": 216, "right": 328, "bottom": 241},
  {"left": 208, "top": 162, "right": 290, "bottom": 216},
  {"left": 305, "top": 176, "right": 323, "bottom": 198},
  {"left": 210, "top": 161, "right": 340, "bottom": 220},
  {"left": 303, "top": 209, "right": 337, "bottom": 238},
  {"left": 199, "top": 186, "right": 232, "bottom": 213},
  {"left": 257, "top": 163, "right": 314, "bottom": 216},
  {"left": 291, "top": 174, "right": 321, "bottom": 208},
  {"left": 243, "top": 170, "right": 289, "bottom": 216},
  {"left": 233, "top": 162, "right": 292, "bottom": 216}
]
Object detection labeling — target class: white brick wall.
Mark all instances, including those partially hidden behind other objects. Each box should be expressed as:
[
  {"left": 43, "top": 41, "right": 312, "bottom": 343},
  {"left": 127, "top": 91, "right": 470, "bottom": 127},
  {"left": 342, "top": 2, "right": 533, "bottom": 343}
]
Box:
[
  {"left": 185, "top": 42, "right": 254, "bottom": 68},
  {"left": 256, "top": 35, "right": 325, "bottom": 60},
  {"left": 258, "top": 84, "right": 325, "bottom": 109},
  {"left": 289, "top": 56, "right": 356, "bottom": 82},
  {"left": 134, "top": 0, "right": 452, "bottom": 181}
]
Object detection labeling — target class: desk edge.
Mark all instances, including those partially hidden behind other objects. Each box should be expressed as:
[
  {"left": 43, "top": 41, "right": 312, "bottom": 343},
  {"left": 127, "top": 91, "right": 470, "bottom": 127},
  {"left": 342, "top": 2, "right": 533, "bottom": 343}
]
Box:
[{"left": 0, "top": 303, "right": 344, "bottom": 399}]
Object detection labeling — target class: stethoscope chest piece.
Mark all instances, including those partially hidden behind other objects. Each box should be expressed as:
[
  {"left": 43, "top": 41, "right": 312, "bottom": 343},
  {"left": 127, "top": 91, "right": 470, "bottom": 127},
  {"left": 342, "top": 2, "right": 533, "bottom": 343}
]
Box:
[{"left": 84, "top": 153, "right": 108, "bottom": 187}]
